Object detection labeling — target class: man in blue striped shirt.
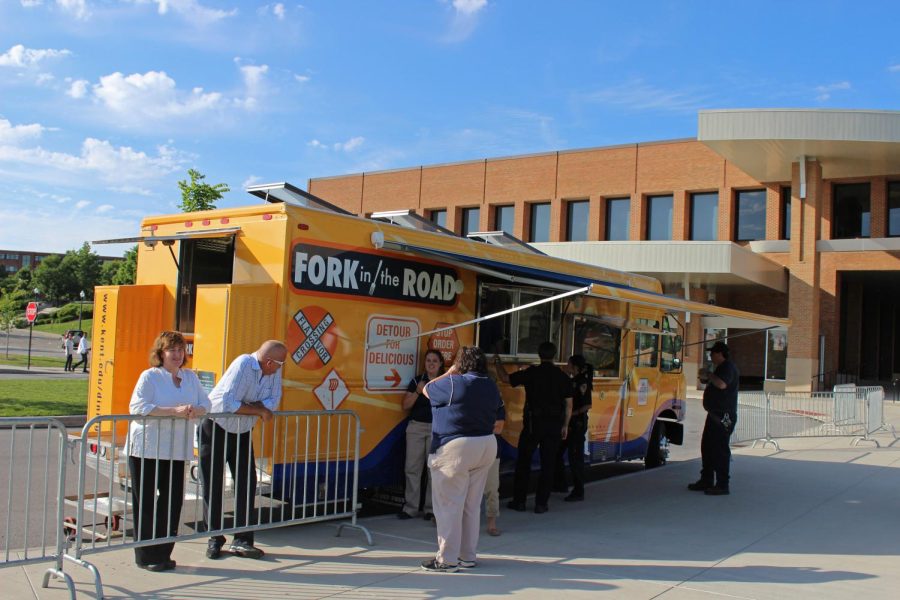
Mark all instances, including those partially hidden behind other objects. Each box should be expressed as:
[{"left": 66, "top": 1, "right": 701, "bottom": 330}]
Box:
[{"left": 200, "top": 340, "right": 287, "bottom": 560}]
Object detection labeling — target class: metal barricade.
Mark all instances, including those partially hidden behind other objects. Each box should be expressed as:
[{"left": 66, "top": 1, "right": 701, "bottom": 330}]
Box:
[
  {"left": 0, "top": 418, "right": 76, "bottom": 599},
  {"left": 734, "top": 386, "right": 895, "bottom": 450},
  {"left": 66, "top": 410, "right": 371, "bottom": 599}
]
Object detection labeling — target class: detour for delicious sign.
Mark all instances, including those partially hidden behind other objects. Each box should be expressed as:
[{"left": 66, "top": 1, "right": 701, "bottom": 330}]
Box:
[{"left": 364, "top": 315, "right": 420, "bottom": 393}]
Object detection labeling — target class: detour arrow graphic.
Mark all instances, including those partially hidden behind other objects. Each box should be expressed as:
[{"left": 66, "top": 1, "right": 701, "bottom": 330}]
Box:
[{"left": 383, "top": 368, "right": 402, "bottom": 387}]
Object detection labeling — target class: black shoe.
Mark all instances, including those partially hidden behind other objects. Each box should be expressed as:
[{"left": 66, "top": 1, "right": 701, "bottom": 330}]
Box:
[
  {"left": 421, "top": 558, "right": 458, "bottom": 573},
  {"left": 423, "top": 512, "right": 434, "bottom": 522},
  {"left": 534, "top": 504, "right": 549, "bottom": 514},
  {"left": 230, "top": 539, "right": 264, "bottom": 559},
  {"left": 397, "top": 511, "right": 413, "bottom": 520},
  {"left": 137, "top": 562, "right": 169, "bottom": 572},
  {"left": 687, "top": 480, "right": 712, "bottom": 492},
  {"left": 163, "top": 560, "right": 176, "bottom": 570},
  {"left": 705, "top": 486, "right": 730, "bottom": 496},
  {"left": 506, "top": 501, "right": 526, "bottom": 512},
  {"left": 564, "top": 493, "right": 584, "bottom": 502},
  {"left": 206, "top": 536, "right": 225, "bottom": 559}
]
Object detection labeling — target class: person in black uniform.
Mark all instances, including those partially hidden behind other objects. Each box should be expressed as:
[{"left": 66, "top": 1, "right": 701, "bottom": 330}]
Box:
[
  {"left": 688, "top": 340, "right": 739, "bottom": 496},
  {"left": 553, "top": 354, "right": 593, "bottom": 502},
  {"left": 494, "top": 341, "right": 572, "bottom": 514}
]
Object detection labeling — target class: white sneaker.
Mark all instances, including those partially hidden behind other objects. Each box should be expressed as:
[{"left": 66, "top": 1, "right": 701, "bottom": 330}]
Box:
[{"left": 457, "top": 559, "right": 476, "bottom": 569}]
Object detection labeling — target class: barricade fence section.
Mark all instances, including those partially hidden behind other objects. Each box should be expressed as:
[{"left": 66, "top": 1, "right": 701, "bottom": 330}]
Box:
[
  {"left": 0, "top": 418, "right": 76, "bottom": 599},
  {"left": 733, "top": 386, "right": 896, "bottom": 450},
  {"left": 66, "top": 410, "right": 370, "bottom": 599}
]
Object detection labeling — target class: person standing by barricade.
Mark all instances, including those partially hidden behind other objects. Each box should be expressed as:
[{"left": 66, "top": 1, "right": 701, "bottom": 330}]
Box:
[
  {"left": 688, "top": 340, "right": 739, "bottom": 496},
  {"left": 199, "top": 340, "right": 287, "bottom": 560},
  {"left": 554, "top": 354, "right": 593, "bottom": 502},
  {"left": 399, "top": 349, "right": 444, "bottom": 521},
  {"left": 126, "top": 331, "right": 210, "bottom": 572},
  {"left": 494, "top": 341, "right": 572, "bottom": 514}
]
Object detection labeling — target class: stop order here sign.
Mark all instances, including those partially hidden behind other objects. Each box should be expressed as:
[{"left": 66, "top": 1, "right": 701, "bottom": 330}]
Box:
[{"left": 25, "top": 301, "right": 38, "bottom": 323}]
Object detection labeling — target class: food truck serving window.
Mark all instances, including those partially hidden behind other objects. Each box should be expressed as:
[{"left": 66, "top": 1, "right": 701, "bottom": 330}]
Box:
[
  {"left": 476, "top": 282, "right": 562, "bottom": 357},
  {"left": 176, "top": 237, "right": 235, "bottom": 333},
  {"left": 570, "top": 315, "right": 622, "bottom": 378}
]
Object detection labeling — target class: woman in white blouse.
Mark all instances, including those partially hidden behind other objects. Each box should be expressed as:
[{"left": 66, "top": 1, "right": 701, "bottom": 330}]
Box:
[{"left": 126, "top": 331, "right": 210, "bottom": 572}]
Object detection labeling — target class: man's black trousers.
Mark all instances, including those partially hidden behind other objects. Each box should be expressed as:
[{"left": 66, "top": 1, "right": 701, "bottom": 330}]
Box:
[
  {"left": 198, "top": 420, "right": 257, "bottom": 544},
  {"left": 699, "top": 413, "right": 733, "bottom": 488},
  {"left": 512, "top": 419, "right": 561, "bottom": 506}
]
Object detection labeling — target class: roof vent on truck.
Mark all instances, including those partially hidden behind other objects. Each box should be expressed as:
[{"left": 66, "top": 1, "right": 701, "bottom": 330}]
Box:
[
  {"left": 246, "top": 182, "right": 353, "bottom": 215},
  {"left": 467, "top": 231, "right": 546, "bottom": 255},
  {"left": 369, "top": 209, "right": 456, "bottom": 236}
]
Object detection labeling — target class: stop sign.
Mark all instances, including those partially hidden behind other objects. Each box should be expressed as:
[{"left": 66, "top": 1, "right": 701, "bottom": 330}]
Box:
[{"left": 25, "top": 301, "right": 38, "bottom": 323}]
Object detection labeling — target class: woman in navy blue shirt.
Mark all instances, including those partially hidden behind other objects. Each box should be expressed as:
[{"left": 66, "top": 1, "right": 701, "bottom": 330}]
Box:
[{"left": 420, "top": 346, "right": 501, "bottom": 573}]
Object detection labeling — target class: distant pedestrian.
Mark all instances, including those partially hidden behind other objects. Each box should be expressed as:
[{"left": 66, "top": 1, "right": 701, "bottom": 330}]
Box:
[
  {"left": 63, "top": 333, "right": 74, "bottom": 372},
  {"left": 688, "top": 341, "right": 739, "bottom": 496},
  {"left": 72, "top": 333, "right": 90, "bottom": 372}
]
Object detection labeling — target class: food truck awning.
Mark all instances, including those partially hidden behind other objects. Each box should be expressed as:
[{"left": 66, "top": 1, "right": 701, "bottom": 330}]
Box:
[
  {"left": 92, "top": 227, "right": 241, "bottom": 246},
  {"left": 383, "top": 241, "right": 790, "bottom": 330}
]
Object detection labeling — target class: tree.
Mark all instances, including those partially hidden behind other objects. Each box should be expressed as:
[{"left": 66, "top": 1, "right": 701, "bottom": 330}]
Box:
[
  {"left": 70, "top": 242, "right": 102, "bottom": 295},
  {"left": 99, "top": 245, "right": 137, "bottom": 286},
  {"left": 32, "top": 254, "right": 72, "bottom": 304},
  {"left": 0, "top": 291, "right": 26, "bottom": 355},
  {"left": 177, "top": 168, "right": 230, "bottom": 212}
]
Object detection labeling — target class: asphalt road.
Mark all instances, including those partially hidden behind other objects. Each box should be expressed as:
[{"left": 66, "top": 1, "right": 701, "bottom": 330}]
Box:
[{"left": 1, "top": 328, "right": 68, "bottom": 359}]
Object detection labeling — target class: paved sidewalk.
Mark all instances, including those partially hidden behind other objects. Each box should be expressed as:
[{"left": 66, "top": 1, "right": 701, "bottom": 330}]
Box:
[{"left": 10, "top": 420, "right": 900, "bottom": 599}]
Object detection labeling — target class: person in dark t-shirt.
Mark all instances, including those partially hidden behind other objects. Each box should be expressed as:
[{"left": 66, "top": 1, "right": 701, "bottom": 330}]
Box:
[
  {"left": 494, "top": 341, "right": 572, "bottom": 514},
  {"left": 688, "top": 341, "right": 739, "bottom": 496}
]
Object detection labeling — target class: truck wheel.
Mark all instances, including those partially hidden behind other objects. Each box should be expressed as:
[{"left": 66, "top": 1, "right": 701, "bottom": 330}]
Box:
[{"left": 645, "top": 421, "right": 669, "bottom": 469}]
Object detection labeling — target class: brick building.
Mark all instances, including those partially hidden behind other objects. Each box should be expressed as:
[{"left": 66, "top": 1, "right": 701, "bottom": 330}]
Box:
[
  {"left": 308, "top": 109, "right": 900, "bottom": 391},
  {"left": 0, "top": 249, "right": 121, "bottom": 275}
]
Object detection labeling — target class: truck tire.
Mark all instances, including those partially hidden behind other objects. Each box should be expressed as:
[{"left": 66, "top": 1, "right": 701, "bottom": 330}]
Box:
[{"left": 644, "top": 421, "right": 668, "bottom": 469}]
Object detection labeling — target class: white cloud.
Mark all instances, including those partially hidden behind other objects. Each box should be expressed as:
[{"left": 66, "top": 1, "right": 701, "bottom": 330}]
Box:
[
  {"left": 242, "top": 175, "right": 261, "bottom": 189},
  {"left": 233, "top": 61, "right": 268, "bottom": 110},
  {"left": 815, "top": 81, "right": 850, "bottom": 102},
  {"left": 0, "top": 204, "right": 140, "bottom": 256},
  {"left": 888, "top": 64, "right": 900, "bottom": 73},
  {"left": 0, "top": 119, "right": 46, "bottom": 145},
  {"left": 67, "top": 78, "right": 89, "bottom": 98},
  {"left": 452, "top": 0, "right": 486, "bottom": 16},
  {"left": 35, "top": 73, "right": 55, "bottom": 85},
  {"left": 307, "top": 136, "right": 365, "bottom": 152},
  {"left": 96, "top": 204, "right": 115, "bottom": 213},
  {"left": 92, "top": 70, "right": 223, "bottom": 119},
  {"left": 273, "top": 3, "right": 285, "bottom": 20},
  {"left": 108, "top": 185, "right": 154, "bottom": 196},
  {"left": 441, "top": 0, "right": 488, "bottom": 42},
  {"left": 21, "top": 1, "right": 44, "bottom": 6},
  {"left": 294, "top": 74, "right": 310, "bottom": 83},
  {"left": 0, "top": 44, "right": 71, "bottom": 68},
  {"left": 578, "top": 78, "right": 710, "bottom": 114},
  {"left": 138, "top": 0, "right": 237, "bottom": 25},
  {"left": 56, "top": 0, "right": 89, "bottom": 19},
  {"left": 75, "top": 199, "right": 91, "bottom": 209}
]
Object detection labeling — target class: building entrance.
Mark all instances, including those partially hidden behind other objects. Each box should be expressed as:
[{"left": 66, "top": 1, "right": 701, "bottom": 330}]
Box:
[{"left": 839, "top": 271, "right": 900, "bottom": 384}]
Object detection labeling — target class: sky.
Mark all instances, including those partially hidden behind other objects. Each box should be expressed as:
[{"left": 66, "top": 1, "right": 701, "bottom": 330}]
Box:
[{"left": 0, "top": 0, "right": 898, "bottom": 257}]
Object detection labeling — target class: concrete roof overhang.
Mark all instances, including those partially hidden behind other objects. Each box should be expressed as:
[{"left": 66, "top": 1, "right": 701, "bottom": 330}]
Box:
[
  {"left": 533, "top": 241, "right": 788, "bottom": 293},
  {"left": 698, "top": 109, "right": 900, "bottom": 181}
]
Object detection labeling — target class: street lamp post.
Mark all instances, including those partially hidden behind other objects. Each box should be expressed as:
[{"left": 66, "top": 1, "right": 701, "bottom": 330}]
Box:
[{"left": 78, "top": 290, "right": 85, "bottom": 332}]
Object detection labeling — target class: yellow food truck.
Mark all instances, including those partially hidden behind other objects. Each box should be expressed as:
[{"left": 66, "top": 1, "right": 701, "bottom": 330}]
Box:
[{"left": 91, "top": 182, "right": 787, "bottom": 492}]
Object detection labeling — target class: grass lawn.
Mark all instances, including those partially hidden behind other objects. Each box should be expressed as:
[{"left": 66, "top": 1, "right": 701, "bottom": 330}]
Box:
[
  {"left": 0, "top": 379, "right": 88, "bottom": 416},
  {"left": 33, "top": 319, "right": 94, "bottom": 336},
  {"left": 0, "top": 353, "right": 67, "bottom": 368}
]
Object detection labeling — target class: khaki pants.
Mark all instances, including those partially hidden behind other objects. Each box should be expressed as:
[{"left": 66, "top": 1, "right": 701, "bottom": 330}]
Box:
[
  {"left": 403, "top": 420, "right": 432, "bottom": 516},
  {"left": 429, "top": 435, "right": 496, "bottom": 565},
  {"left": 483, "top": 457, "right": 500, "bottom": 518}
]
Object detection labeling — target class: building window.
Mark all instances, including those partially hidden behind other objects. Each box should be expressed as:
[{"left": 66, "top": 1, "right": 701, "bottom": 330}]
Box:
[
  {"left": 735, "top": 189, "right": 766, "bottom": 241},
  {"left": 606, "top": 197, "right": 630, "bottom": 240},
  {"left": 689, "top": 192, "right": 718, "bottom": 241},
  {"left": 22, "top": 255, "right": 31, "bottom": 267},
  {"left": 832, "top": 183, "right": 870, "bottom": 239},
  {"left": 565, "top": 200, "right": 589, "bottom": 241},
  {"left": 781, "top": 186, "right": 792, "bottom": 240},
  {"left": 460, "top": 207, "right": 480, "bottom": 236},
  {"left": 646, "top": 195, "right": 673, "bottom": 240},
  {"left": 529, "top": 202, "right": 551, "bottom": 243},
  {"left": 429, "top": 209, "right": 447, "bottom": 229},
  {"left": 494, "top": 205, "right": 514, "bottom": 235},
  {"left": 888, "top": 182, "right": 900, "bottom": 237}
]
